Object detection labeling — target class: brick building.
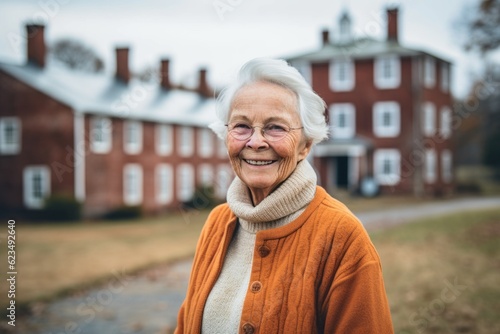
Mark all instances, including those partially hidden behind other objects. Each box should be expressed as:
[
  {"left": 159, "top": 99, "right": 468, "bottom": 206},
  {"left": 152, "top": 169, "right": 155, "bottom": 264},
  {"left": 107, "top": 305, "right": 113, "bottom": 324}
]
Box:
[
  {"left": 288, "top": 7, "right": 454, "bottom": 196},
  {"left": 0, "top": 24, "right": 232, "bottom": 218}
]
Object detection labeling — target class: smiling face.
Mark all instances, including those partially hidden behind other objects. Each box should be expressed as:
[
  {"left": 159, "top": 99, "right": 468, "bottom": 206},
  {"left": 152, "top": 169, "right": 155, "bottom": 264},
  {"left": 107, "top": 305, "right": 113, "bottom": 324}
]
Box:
[{"left": 226, "top": 81, "right": 312, "bottom": 205}]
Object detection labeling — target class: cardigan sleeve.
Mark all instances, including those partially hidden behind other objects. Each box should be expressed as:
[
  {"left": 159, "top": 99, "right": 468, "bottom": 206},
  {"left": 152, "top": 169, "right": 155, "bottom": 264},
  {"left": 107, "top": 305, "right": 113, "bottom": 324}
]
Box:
[{"left": 321, "top": 214, "right": 394, "bottom": 334}]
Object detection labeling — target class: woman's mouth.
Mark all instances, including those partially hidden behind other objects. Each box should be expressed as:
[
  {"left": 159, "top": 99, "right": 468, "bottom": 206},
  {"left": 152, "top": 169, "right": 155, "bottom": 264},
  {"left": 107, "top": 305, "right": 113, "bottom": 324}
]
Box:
[{"left": 244, "top": 159, "right": 276, "bottom": 166}]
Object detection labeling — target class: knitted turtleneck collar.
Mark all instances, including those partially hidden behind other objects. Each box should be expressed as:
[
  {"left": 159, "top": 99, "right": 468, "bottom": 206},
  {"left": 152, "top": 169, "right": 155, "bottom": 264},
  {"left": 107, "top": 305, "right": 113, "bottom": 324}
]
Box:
[{"left": 227, "top": 159, "right": 317, "bottom": 231}]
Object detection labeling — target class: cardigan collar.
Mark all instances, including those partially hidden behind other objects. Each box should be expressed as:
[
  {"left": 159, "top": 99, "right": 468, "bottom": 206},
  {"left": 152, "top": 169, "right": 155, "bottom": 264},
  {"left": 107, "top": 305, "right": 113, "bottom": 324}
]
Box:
[{"left": 226, "top": 159, "right": 317, "bottom": 231}]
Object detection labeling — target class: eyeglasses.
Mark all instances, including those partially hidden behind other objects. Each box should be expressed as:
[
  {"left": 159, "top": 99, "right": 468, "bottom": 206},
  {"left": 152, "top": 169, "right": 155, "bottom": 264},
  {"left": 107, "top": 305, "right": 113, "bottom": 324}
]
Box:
[{"left": 225, "top": 122, "right": 304, "bottom": 142}]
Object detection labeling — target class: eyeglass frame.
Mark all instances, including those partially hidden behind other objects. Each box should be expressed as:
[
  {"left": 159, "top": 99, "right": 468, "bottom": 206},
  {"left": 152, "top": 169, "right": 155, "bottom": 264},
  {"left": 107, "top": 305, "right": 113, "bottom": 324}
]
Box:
[{"left": 225, "top": 122, "right": 304, "bottom": 142}]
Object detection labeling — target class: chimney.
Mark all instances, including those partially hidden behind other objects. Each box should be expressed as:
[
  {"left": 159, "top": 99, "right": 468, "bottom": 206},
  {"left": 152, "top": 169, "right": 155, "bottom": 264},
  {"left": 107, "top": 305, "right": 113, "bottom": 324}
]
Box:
[
  {"left": 321, "top": 29, "right": 330, "bottom": 46},
  {"left": 160, "top": 58, "right": 171, "bottom": 89},
  {"left": 198, "top": 68, "right": 211, "bottom": 97},
  {"left": 115, "top": 47, "right": 130, "bottom": 83},
  {"left": 387, "top": 7, "right": 399, "bottom": 43},
  {"left": 26, "top": 24, "right": 46, "bottom": 67}
]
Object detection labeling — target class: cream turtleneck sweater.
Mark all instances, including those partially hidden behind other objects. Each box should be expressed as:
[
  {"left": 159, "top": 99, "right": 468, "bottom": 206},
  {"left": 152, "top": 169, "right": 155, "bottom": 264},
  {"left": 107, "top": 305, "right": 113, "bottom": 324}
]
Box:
[{"left": 201, "top": 160, "right": 317, "bottom": 334}]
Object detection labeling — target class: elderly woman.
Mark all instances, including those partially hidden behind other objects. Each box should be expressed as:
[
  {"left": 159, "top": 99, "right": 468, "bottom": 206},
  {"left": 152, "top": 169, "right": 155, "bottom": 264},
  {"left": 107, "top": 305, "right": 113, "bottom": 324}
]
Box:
[{"left": 175, "top": 58, "right": 393, "bottom": 333}]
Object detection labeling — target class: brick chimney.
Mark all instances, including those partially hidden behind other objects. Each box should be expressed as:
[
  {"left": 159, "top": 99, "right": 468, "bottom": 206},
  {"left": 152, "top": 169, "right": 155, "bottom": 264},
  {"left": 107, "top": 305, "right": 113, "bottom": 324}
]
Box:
[
  {"left": 26, "top": 24, "right": 46, "bottom": 67},
  {"left": 198, "top": 68, "right": 211, "bottom": 97},
  {"left": 387, "top": 7, "right": 399, "bottom": 43},
  {"left": 321, "top": 29, "right": 330, "bottom": 46},
  {"left": 160, "top": 58, "right": 171, "bottom": 89},
  {"left": 115, "top": 47, "right": 130, "bottom": 83}
]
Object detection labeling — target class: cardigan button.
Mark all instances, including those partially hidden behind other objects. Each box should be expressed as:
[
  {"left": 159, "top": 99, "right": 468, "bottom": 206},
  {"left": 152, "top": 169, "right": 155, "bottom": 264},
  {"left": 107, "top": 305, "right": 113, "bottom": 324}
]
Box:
[
  {"left": 258, "top": 245, "right": 270, "bottom": 258},
  {"left": 242, "top": 322, "right": 255, "bottom": 334},
  {"left": 250, "top": 281, "right": 262, "bottom": 293}
]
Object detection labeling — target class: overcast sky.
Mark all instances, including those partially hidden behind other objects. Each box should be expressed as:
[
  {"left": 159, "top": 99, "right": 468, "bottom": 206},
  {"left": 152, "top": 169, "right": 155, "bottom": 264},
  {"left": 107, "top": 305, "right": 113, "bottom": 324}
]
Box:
[{"left": 0, "top": 0, "right": 494, "bottom": 98}]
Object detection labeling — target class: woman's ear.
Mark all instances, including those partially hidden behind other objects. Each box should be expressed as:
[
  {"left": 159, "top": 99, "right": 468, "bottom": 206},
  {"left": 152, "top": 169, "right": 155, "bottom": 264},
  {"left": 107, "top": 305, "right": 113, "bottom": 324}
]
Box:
[{"left": 298, "top": 139, "right": 313, "bottom": 160}]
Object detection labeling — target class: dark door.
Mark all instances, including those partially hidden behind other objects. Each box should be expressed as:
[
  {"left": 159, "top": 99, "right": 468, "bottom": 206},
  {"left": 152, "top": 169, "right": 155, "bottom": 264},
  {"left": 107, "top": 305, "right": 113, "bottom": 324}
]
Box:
[{"left": 336, "top": 156, "right": 349, "bottom": 188}]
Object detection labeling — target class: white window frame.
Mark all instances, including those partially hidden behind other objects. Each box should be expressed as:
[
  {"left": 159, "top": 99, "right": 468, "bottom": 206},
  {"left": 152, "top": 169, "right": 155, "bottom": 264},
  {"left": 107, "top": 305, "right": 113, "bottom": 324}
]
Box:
[
  {"left": 374, "top": 55, "right": 401, "bottom": 89},
  {"left": 424, "top": 56, "right": 436, "bottom": 88},
  {"left": 373, "top": 101, "right": 400, "bottom": 137},
  {"left": 440, "top": 106, "right": 452, "bottom": 139},
  {"left": 198, "top": 128, "right": 214, "bottom": 158},
  {"left": 123, "top": 164, "right": 143, "bottom": 205},
  {"left": 90, "top": 116, "right": 112, "bottom": 154},
  {"left": 216, "top": 164, "right": 233, "bottom": 199},
  {"left": 374, "top": 149, "right": 401, "bottom": 186},
  {"left": 329, "top": 58, "right": 355, "bottom": 92},
  {"left": 441, "top": 150, "right": 453, "bottom": 183},
  {"left": 440, "top": 63, "right": 450, "bottom": 93},
  {"left": 424, "top": 149, "right": 437, "bottom": 184},
  {"left": 177, "top": 163, "right": 194, "bottom": 202},
  {"left": 0, "top": 117, "right": 21, "bottom": 154},
  {"left": 123, "top": 120, "right": 143, "bottom": 155},
  {"left": 422, "top": 102, "right": 436, "bottom": 137},
  {"left": 23, "top": 166, "right": 50, "bottom": 209},
  {"left": 156, "top": 124, "right": 173, "bottom": 156},
  {"left": 178, "top": 126, "right": 194, "bottom": 157},
  {"left": 198, "top": 163, "right": 214, "bottom": 187},
  {"left": 329, "top": 103, "right": 355, "bottom": 139},
  {"left": 156, "top": 164, "right": 173, "bottom": 205}
]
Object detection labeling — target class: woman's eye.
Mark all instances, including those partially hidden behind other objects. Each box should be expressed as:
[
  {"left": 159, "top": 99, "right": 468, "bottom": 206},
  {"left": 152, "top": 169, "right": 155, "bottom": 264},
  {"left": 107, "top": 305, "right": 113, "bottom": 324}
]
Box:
[
  {"left": 266, "top": 124, "right": 286, "bottom": 132},
  {"left": 233, "top": 123, "right": 251, "bottom": 129}
]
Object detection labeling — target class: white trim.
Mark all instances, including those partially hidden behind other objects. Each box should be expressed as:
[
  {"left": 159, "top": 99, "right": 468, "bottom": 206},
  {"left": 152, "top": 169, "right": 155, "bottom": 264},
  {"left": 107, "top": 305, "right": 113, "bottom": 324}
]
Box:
[
  {"left": 329, "top": 103, "right": 355, "bottom": 139},
  {"left": 374, "top": 55, "right": 401, "bottom": 89},
  {"left": 90, "top": 116, "right": 112, "bottom": 154},
  {"left": 373, "top": 101, "right": 400, "bottom": 137},
  {"left": 374, "top": 149, "right": 401, "bottom": 186},
  {"left": 74, "top": 112, "right": 85, "bottom": 201},
  {"left": 123, "top": 164, "right": 143, "bottom": 205},
  {"left": 177, "top": 163, "right": 194, "bottom": 202},
  {"left": 329, "top": 58, "right": 355, "bottom": 92},
  {"left": 0, "top": 117, "right": 21, "bottom": 155},
  {"left": 198, "top": 128, "right": 214, "bottom": 158},
  {"left": 156, "top": 124, "right": 173, "bottom": 156},
  {"left": 123, "top": 120, "right": 143, "bottom": 155},
  {"left": 156, "top": 164, "right": 173, "bottom": 205},
  {"left": 178, "top": 126, "right": 194, "bottom": 157},
  {"left": 23, "top": 165, "right": 50, "bottom": 209}
]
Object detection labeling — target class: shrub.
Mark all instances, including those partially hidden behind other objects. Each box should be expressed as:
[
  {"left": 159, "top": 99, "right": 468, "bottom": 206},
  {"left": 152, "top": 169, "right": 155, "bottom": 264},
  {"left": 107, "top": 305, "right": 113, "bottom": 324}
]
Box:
[
  {"left": 103, "top": 206, "right": 142, "bottom": 220},
  {"left": 42, "top": 195, "right": 82, "bottom": 222}
]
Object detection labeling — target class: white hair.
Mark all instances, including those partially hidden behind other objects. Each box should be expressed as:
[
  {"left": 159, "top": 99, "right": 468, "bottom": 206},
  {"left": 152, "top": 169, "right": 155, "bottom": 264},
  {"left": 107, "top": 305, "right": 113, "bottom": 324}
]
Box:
[{"left": 209, "top": 58, "right": 329, "bottom": 145}]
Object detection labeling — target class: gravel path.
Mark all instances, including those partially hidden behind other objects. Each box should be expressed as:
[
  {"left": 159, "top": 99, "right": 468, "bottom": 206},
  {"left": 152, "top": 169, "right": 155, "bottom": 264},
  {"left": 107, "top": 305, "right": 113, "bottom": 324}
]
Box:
[{"left": 8, "top": 196, "right": 500, "bottom": 334}]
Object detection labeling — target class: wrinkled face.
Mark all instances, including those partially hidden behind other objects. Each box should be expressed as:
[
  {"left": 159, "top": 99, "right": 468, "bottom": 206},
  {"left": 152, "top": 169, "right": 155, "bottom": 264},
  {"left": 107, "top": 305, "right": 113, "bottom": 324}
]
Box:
[{"left": 226, "top": 81, "right": 312, "bottom": 204}]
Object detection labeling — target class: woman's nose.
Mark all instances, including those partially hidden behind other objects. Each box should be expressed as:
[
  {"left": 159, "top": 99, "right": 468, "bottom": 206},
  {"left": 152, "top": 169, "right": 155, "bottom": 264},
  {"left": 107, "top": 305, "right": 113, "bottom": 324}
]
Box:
[{"left": 245, "top": 128, "right": 269, "bottom": 150}]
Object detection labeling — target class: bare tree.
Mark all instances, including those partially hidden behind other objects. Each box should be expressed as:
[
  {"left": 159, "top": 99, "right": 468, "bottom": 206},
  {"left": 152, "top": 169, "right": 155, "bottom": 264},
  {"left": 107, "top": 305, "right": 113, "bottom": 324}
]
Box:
[
  {"left": 463, "top": 0, "right": 500, "bottom": 54},
  {"left": 50, "top": 39, "right": 104, "bottom": 73}
]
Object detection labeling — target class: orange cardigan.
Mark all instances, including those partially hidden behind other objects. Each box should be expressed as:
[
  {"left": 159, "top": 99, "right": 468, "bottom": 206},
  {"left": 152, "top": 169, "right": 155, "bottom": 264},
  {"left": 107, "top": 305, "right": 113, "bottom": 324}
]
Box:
[{"left": 175, "top": 186, "right": 393, "bottom": 333}]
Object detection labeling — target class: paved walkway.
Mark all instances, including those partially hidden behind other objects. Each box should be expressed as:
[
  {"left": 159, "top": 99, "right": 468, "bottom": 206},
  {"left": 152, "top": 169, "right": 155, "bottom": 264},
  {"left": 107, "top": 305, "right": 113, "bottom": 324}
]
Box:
[{"left": 8, "top": 196, "right": 500, "bottom": 334}]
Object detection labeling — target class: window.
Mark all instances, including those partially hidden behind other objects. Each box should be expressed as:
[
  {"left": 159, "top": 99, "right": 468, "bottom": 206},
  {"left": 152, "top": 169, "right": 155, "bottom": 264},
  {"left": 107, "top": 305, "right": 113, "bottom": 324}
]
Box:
[
  {"left": 424, "top": 56, "right": 436, "bottom": 88},
  {"left": 0, "top": 117, "right": 21, "bottom": 154},
  {"left": 441, "top": 63, "right": 450, "bottom": 93},
  {"left": 441, "top": 150, "right": 453, "bottom": 183},
  {"left": 156, "top": 124, "right": 173, "bottom": 156},
  {"left": 156, "top": 164, "right": 173, "bottom": 205},
  {"left": 373, "top": 102, "right": 400, "bottom": 137},
  {"left": 425, "top": 149, "right": 437, "bottom": 183},
  {"left": 216, "top": 164, "right": 233, "bottom": 199},
  {"left": 198, "top": 128, "right": 214, "bottom": 158},
  {"left": 177, "top": 164, "right": 194, "bottom": 202},
  {"left": 217, "top": 139, "right": 227, "bottom": 158},
  {"left": 374, "top": 55, "right": 401, "bottom": 89},
  {"left": 440, "top": 107, "right": 452, "bottom": 139},
  {"left": 198, "top": 164, "right": 214, "bottom": 187},
  {"left": 90, "top": 116, "right": 112, "bottom": 153},
  {"left": 123, "top": 164, "right": 143, "bottom": 205},
  {"left": 422, "top": 102, "right": 436, "bottom": 137},
  {"left": 329, "top": 104, "right": 355, "bottom": 139},
  {"left": 178, "top": 126, "right": 194, "bottom": 157},
  {"left": 329, "top": 58, "right": 355, "bottom": 91},
  {"left": 123, "top": 120, "right": 142, "bottom": 154},
  {"left": 374, "top": 149, "right": 401, "bottom": 186},
  {"left": 23, "top": 166, "right": 50, "bottom": 209}
]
